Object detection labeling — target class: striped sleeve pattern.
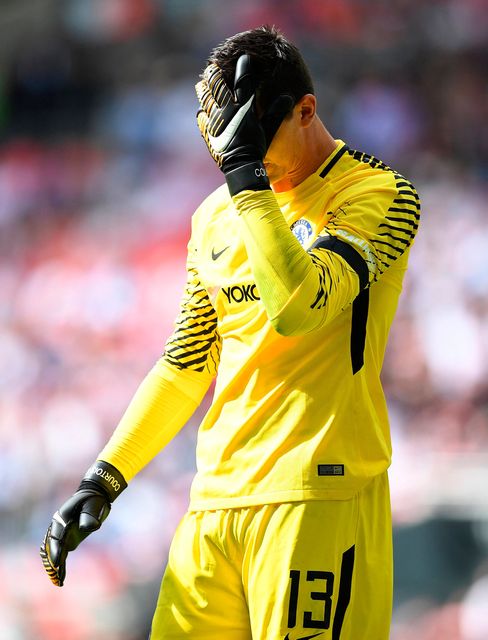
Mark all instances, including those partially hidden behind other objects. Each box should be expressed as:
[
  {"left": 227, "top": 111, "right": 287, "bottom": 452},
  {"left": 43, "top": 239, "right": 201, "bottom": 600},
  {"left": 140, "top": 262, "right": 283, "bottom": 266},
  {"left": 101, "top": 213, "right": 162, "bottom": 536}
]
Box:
[
  {"left": 370, "top": 174, "right": 420, "bottom": 279},
  {"left": 316, "top": 151, "right": 420, "bottom": 289},
  {"left": 163, "top": 262, "right": 221, "bottom": 375},
  {"left": 308, "top": 251, "right": 355, "bottom": 311}
]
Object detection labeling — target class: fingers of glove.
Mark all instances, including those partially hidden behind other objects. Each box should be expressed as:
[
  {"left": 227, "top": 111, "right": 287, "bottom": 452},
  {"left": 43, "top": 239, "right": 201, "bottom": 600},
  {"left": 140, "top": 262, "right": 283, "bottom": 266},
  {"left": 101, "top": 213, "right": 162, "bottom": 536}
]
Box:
[
  {"left": 48, "top": 535, "right": 68, "bottom": 586},
  {"left": 45, "top": 508, "right": 72, "bottom": 565},
  {"left": 196, "top": 81, "right": 225, "bottom": 138},
  {"left": 57, "top": 490, "right": 91, "bottom": 523},
  {"left": 47, "top": 533, "right": 63, "bottom": 567},
  {"left": 233, "top": 54, "right": 255, "bottom": 104},
  {"left": 195, "top": 79, "right": 214, "bottom": 114},
  {"left": 202, "top": 64, "right": 233, "bottom": 106},
  {"left": 260, "top": 94, "right": 295, "bottom": 148},
  {"left": 197, "top": 109, "right": 210, "bottom": 141},
  {"left": 40, "top": 490, "right": 110, "bottom": 587},
  {"left": 55, "top": 490, "right": 109, "bottom": 549},
  {"left": 196, "top": 110, "right": 222, "bottom": 166},
  {"left": 48, "top": 510, "right": 82, "bottom": 562},
  {"left": 49, "top": 513, "right": 66, "bottom": 545},
  {"left": 79, "top": 495, "right": 111, "bottom": 533},
  {"left": 40, "top": 524, "right": 65, "bottom": 587}
]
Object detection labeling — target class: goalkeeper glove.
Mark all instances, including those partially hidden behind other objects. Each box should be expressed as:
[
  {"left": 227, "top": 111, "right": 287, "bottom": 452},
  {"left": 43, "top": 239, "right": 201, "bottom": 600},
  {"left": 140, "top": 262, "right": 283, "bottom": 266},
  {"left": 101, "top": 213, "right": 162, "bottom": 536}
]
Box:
[
  {"left": 40, "top": 460, "right": 127, "bottom": 587},
  {"left": 195, "top": 54, "right": 294, "bottom": 196}
]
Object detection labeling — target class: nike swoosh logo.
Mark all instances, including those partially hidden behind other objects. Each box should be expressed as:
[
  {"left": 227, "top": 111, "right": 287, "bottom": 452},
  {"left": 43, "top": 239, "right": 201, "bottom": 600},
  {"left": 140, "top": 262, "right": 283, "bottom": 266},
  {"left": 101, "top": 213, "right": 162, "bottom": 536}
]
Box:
[
  {"left": 208, "top": 95, "right": 254, "bottom": 153},
  {"left": 211, "top": 246, "right": 230, "bottom": 261},
  {"left": 284, "top": 633, "right": 324, "bottom": 640}
]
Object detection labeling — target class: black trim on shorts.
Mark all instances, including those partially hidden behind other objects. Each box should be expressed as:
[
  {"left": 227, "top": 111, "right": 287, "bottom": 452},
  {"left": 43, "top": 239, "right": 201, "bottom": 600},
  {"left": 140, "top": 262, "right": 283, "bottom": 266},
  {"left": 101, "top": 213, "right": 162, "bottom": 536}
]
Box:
[{"left": 332, "top": 544, "right": 355, "bottom": 639}]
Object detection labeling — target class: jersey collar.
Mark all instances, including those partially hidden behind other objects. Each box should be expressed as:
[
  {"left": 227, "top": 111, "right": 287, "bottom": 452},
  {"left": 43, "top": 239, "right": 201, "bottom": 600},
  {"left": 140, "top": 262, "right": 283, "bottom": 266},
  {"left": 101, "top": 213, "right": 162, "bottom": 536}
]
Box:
[{"left": 273, "top": 140, "right": 348, "bottom": 206}]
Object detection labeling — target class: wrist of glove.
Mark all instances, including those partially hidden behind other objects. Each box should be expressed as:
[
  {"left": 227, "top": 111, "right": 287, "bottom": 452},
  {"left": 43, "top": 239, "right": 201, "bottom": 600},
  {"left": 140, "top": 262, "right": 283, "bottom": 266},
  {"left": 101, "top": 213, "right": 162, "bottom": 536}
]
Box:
[
  {"left": 224, "top": 160, "right": 270, "bottom": 197},
  {"left": 40, "top": 460, "right": 127, "bottom": 587},
  {"left": 196, "top": 54, "right": 293, "bottom": 196}
]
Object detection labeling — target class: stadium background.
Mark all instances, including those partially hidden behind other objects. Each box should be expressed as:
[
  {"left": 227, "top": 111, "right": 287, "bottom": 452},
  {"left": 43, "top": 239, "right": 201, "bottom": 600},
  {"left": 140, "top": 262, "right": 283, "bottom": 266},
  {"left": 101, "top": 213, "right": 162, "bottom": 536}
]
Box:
[{"left": 1, "top": 0, "right": 487, "bottom": 638}]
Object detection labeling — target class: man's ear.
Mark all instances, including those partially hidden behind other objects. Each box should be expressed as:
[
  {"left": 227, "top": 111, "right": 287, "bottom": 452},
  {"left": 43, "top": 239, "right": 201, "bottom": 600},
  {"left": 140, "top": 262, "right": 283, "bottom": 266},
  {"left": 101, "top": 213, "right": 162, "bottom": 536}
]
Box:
[{"left": 296, "top": 94, "right": 316, "bottom": 128}]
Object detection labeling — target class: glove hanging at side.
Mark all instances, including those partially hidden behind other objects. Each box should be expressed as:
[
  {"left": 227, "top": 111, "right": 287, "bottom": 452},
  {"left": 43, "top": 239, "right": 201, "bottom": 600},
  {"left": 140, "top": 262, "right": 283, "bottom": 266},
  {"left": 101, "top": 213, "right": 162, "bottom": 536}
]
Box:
[{"left": 40, "top": 460, "right": 127, "bottom": 587}]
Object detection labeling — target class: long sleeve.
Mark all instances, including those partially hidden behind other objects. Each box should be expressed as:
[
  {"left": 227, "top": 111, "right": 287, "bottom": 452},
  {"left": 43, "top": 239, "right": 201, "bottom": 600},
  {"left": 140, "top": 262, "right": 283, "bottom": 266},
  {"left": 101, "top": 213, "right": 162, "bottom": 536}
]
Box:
[
  {"left": 232, "top": 173, "right": 419, "bottom": 336},
  {"left": 98, "top": 235, "right": 221, "bottom": 481},
  {"left": 98, "top": 359, "right": 213, "bottom": 481}
]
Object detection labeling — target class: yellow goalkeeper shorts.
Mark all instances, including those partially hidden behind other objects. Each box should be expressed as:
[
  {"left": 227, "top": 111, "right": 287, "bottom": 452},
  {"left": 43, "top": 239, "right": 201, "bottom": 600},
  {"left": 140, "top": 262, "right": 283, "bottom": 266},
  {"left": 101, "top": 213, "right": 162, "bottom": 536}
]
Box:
[{"left": 149, "top": 472, "right": 392, "bottom": 639}]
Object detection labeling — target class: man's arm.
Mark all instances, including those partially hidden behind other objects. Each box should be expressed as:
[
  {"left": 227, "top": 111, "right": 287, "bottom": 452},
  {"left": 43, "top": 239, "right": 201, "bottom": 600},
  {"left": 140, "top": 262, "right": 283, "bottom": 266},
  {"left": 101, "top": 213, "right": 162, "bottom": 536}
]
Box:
[
  {"left": 41, "top": 359, "right": 213, "bottom": 587},
  {"left": 99, "top": 244, "right": 221, "bottom": 480},
  {"left": 41, "top": 235, "right": 221, "bottom": 585},
  {"left": 232, "top": 174, "right": 420, "bottom": 336},
  {"left": 195, "top": 57, "right": 420, "bottom": 336},
  {"left": 97, "top": 357, "right": 214, "bottom": 481}
]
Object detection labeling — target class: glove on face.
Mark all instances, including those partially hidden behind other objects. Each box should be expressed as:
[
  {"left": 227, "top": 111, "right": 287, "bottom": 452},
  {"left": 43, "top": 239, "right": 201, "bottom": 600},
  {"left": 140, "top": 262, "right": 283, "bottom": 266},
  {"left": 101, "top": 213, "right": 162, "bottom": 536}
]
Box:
[
  {"left": 40, "top": 460, "right": 127, "bottom": 587},
  {"left": 196, "top": 54, "right": 294, "bottom": 196}
]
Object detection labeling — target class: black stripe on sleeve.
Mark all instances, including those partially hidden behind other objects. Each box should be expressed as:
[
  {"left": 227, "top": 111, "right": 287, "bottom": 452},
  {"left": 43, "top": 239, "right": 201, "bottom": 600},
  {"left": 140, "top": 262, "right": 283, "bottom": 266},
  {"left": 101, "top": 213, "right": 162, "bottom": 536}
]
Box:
[
  {"left": 375, "top": 248, "right": 398, "bottom": 262},
  {"left": 373, "top": 239, "right": 404, "bottom": 254},
  {"left": 332, "top": 545, "right": 355, "bottom": 639},
  {"left": 385, "top": 212, "right": 420, "bottom": 224},
  {"left": 393, "top": 197, "right": 419, "bottom": 208},
  {"left": 378, "top": 231, "right": 410, "bottom": 245},
  {"left": 379, "top": 222, "right": 417, "bottom": 236},
  {"left": 319, "top": 145, "right": 349, "bottom": 178},
  {"left": 165, "top": 337, "right": 215, "bottom": 355},
  {"left": 310, "top": 235, "right": 369, "bottom": 290}
]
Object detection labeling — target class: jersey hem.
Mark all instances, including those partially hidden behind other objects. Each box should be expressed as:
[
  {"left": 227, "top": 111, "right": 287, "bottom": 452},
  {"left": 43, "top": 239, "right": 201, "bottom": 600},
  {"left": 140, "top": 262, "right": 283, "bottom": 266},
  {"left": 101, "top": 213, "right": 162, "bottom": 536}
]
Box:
[{"left": 188, "top": 487, "right": 361, "bottom": 511}]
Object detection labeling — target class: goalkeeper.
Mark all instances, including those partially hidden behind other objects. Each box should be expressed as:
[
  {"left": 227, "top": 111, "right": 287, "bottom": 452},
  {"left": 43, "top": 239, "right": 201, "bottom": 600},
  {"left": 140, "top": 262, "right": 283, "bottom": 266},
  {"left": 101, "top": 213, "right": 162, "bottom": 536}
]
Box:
[{"left": 41, "top": 25, "right": 420, "bottom": 639}]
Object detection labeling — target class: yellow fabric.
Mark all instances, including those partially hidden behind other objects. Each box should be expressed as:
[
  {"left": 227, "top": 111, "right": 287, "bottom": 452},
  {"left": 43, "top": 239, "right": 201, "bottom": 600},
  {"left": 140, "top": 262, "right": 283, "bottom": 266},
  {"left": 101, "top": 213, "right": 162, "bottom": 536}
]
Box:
[
  {"left": 98, "top": 359, "right": 212, "bottom": 481},
  {"left": 186, "top": 141, "right": 419, "bottom": 509},
  {"left": 234, "top": 188, "right": 362, "bottom": 335},
  {"left": 150, "top": 472, "right": 392, "bottom": 639},
  {"left": 99, "top": 140, "right": 420, "bottom": 507}
]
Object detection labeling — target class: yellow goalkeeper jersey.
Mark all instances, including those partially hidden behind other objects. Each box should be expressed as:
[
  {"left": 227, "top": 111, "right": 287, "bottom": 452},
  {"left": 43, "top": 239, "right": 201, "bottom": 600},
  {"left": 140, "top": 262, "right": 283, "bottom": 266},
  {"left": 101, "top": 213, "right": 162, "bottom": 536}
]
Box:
[{"left": 161, "top": 140, "right": 420, "bottom": 510}]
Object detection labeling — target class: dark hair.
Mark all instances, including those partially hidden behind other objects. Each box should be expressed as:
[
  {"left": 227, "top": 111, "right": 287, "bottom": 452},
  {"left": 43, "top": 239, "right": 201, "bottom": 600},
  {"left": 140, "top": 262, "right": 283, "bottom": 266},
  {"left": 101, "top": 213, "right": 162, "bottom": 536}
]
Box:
[{"left": 206, "top": 25, "right": 314, "bottom": 112}]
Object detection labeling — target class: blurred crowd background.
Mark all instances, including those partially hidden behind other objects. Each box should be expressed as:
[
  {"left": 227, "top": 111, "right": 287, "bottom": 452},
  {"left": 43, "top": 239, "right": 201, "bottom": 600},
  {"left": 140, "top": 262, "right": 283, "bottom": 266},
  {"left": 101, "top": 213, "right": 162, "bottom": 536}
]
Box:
[{"left": 1, "top": 0, "right": 487, "bottom": 638}]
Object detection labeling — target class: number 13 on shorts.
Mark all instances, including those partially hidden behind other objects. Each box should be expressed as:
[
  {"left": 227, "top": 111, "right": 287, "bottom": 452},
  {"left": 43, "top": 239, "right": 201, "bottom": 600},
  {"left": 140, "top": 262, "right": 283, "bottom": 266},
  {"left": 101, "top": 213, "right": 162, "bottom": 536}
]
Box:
[{"left": 285, "top": 546, "right": 354, "bottom": 638}]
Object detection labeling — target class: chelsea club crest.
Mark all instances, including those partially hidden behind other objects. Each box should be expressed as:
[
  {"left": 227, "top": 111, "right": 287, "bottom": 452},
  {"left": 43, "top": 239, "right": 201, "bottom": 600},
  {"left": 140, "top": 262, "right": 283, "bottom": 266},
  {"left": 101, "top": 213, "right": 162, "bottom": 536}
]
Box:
[{"left": 290, "top": 219, "right": 313, "bottom": 246}]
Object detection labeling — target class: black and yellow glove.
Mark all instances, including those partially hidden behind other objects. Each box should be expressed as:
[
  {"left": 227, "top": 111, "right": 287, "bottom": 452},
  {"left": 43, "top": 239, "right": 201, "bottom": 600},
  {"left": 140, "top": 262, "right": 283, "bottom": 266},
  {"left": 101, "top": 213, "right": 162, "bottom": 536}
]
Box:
[
  {"left": 40, "top": 460, "right": 127, "bottom": 587},
  {"left": 195, "top": 54, "right": 293, "bottom": 196}
]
